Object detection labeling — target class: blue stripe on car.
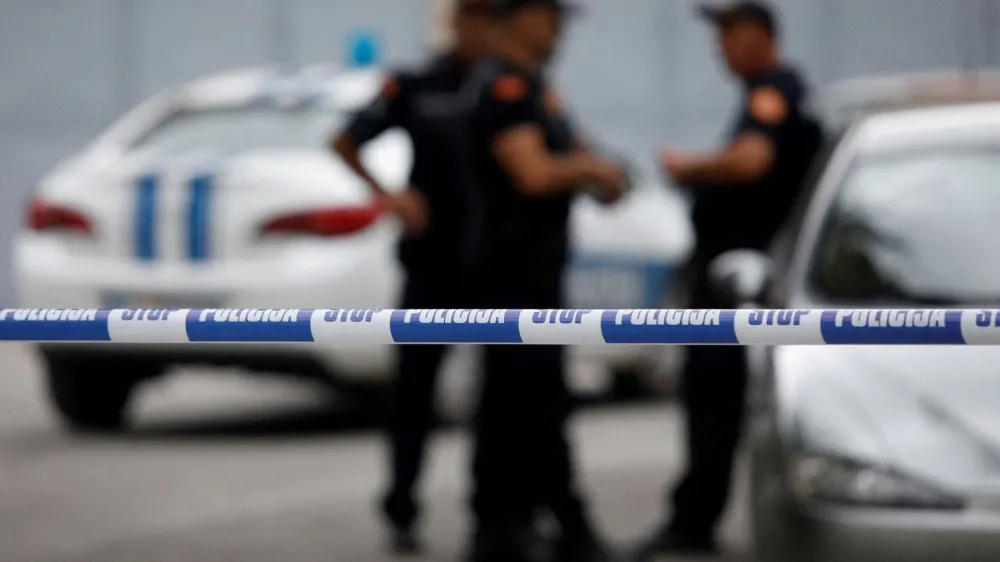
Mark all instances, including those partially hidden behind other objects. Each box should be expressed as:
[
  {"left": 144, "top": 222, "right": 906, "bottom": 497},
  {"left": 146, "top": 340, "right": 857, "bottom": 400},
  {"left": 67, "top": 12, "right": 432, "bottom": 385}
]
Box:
[
  {"left": 188, "top": 173, "right": 212, "bottom": 261},
  {"left": 135, "top": 174, "right": 158, "bottom": 261}
]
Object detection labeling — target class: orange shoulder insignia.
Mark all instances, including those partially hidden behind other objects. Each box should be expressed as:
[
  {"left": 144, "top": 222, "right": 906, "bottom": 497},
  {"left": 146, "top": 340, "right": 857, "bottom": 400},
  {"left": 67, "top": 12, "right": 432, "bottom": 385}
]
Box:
[
  {"left": 491, "top": 75, "right": 529, "bottom": 102},
  {"left": 748, "top": 86, "right": 788, "bottom": 125}
]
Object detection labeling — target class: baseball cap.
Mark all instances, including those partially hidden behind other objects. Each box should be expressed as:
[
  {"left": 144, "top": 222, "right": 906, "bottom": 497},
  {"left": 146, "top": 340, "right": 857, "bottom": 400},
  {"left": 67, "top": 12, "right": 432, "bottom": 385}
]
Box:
[
  {"left": 697, "top": 1, "right": 777, "bottom": 35},
  {"left": 491, "top": 0, "right": 582, "bottom": 17},
  {"left": 456, "top": 0, "right": 493, "bottom": 13}
]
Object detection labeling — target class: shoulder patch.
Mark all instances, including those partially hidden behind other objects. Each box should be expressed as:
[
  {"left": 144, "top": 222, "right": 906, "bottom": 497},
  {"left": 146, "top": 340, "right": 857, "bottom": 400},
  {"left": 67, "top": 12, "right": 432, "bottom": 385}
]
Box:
[
  {"left": 749, "top": 86, "right": 788, "bottom": 125},
  {"left": 492, "top": 75, "right": 529, "bottom": 102}
]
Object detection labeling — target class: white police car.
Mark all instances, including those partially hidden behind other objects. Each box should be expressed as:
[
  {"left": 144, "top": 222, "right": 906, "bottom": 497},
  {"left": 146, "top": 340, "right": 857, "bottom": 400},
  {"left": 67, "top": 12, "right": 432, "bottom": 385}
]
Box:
[{"left": 13, "top": 63, "right": 692, "bottom": 432}]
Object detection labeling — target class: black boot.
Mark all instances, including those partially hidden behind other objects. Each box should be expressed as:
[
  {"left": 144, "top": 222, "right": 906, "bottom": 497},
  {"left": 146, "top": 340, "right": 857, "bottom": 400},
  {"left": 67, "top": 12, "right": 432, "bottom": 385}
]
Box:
[
  {"left": 388, "top": 526, "right": 423, "bottom": 556},
  {"left": 466, "top": 523, "right": 544, "bottom": 562},
  {"left": 553, "top": 524, "right": 614, "bottom": 562},
  {"left": 632, "top": 525, "right": 718, "bottom": 560},
  {"left": 380, "top": 495, "right": 423, "bottom": 556},
  {"left": 550, "top": 495, "right": 614, "bottom": 562}
]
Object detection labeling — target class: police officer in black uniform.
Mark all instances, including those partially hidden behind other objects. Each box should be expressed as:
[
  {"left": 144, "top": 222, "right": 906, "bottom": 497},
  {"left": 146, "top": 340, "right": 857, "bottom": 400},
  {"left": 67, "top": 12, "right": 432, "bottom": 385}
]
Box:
[
  {"left": 330, "top": 0, "right": 493, "bottom": 554},
  {"left": 461, "top": 1, "right": 629, "bottom": 560},
  {"left": 636, "top": 2, "right": 824, "bottom": 558}
]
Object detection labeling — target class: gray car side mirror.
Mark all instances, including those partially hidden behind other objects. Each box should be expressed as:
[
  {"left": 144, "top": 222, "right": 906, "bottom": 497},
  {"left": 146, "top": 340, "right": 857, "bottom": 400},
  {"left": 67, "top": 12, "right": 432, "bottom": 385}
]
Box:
[{"left": 707, "top": 249, "right": 774, "bottom": 306}]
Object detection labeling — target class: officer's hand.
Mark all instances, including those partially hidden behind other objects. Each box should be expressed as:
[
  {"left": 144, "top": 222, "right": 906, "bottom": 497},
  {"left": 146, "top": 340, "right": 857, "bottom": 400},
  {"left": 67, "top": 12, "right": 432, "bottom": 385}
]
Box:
[
  {"left": 660, "top": 149, "right": 699, "bottom": 187},
  {"left": 378, "top": 189, "right": 430, "bottom": 235},
  {"left": 581, "top": 155, "right": 628, "bottom": 204}
]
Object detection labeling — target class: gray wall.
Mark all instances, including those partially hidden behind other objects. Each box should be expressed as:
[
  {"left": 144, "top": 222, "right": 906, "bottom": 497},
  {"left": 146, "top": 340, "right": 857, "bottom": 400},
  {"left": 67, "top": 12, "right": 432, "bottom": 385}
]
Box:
[{"left": 0, "top": 0, "right": 994, "bottom": 304}]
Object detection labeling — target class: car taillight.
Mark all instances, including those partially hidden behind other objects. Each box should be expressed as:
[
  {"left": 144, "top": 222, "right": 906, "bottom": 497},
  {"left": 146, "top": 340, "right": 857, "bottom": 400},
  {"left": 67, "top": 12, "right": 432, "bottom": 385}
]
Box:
[
  {"left": 260, "top": 205, "right": 383, "bottom": 237},
  {"left": 26, "top": 199, "right": 92, "bottom": 234}
]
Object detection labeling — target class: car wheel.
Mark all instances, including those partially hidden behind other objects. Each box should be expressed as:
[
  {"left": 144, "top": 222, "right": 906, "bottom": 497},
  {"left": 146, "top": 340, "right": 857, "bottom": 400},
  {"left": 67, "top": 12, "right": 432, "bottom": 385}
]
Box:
[{"left": 44, "top": 357, "right": 148, "bottom": 433}]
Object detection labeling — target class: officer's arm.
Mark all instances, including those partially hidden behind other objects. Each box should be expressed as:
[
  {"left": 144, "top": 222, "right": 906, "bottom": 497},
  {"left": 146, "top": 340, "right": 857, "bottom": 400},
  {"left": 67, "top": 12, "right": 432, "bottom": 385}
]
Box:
[
  {"left": 687, "top": 133, "right": 776, "bottom": 184},
  {"left": 331, "top": 73, "right": 409, "bottom": 195},
  {"left": 485, "top": 77, "right": 596, "bottom": 196},
  {"left": 493, "top": 127, "right": 601, "bottom": 195},
  {"left": 569, "top": 129, "right": 588, "bottom": 152},
  {"left": 546, "top": 87, "right": 591, "bottom": 152},
  {"left": 686, "top": 86, "right": 785, "bottom": 184}
]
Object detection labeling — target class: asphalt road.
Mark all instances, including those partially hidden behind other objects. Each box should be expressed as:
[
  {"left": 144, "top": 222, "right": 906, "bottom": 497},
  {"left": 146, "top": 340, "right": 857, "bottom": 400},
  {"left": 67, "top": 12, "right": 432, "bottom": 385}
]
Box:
[{"left": 0, "top": 342, "right": 749, "bottom": 562}]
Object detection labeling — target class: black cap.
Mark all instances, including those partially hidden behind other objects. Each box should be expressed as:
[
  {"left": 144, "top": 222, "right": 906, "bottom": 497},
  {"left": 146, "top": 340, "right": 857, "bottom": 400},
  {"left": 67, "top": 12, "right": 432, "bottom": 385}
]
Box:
[
  {"left": 697, "top": 1, "right": 777, "bottom": 35},
  {"left": 491, "top": 0, "right": 581, "bottom": 17},
  {"left": 457, "top": 0, "right": 492, "bottom": 13}
]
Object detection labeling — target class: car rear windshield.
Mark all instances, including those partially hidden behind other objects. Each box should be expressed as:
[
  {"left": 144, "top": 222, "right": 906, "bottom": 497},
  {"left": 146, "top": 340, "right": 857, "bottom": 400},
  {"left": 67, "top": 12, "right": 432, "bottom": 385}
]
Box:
[
  {"left": 809, "top": 147, "right": 1000, "bottom": 304},
  {"left": 129, "top": 105, "right": 344, "bottom": 154}
]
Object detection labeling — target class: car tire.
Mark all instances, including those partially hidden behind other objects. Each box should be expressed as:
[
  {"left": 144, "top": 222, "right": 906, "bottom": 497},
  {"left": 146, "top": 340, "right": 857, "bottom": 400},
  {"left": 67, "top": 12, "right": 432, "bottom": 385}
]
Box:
[{"left": 44, "top": 357, "right": 146, "bottom": 433}]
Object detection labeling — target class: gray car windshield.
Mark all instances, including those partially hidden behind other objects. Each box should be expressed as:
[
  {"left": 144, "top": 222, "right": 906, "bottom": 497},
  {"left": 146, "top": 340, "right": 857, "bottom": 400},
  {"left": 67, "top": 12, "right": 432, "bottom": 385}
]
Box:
[
  {"left": 129, "top": 104, "right": 344, "bottom": 154},
  {"left": 809, "top": 147, "right": 1000, "bottom": 304}
]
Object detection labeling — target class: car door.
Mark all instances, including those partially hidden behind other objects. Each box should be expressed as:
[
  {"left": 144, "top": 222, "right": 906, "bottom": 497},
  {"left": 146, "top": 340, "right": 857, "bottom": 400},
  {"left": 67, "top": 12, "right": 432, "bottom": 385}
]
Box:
[{"left": 747, "top": 128, "right": 850, "bottom": 444}]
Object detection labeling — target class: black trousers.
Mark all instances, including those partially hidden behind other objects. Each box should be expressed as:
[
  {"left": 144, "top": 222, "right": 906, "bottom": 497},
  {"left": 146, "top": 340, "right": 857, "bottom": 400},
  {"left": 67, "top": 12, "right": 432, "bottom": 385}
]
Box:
[
  {"left": 470, "top": 280, "right": 590, "bottom": 534},
  {"left": 667, "top": 260, "right": 748, "bottom": 541},
  {"left": 382, "top": 270, "right": 460, "bottom": 530}
]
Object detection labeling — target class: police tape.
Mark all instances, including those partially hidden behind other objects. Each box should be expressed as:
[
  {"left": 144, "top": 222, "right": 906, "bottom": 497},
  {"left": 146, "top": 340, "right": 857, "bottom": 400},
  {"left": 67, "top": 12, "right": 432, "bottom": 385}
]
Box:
[{"left": 4, "top": 308, "right": 1000, "bottom": 345}]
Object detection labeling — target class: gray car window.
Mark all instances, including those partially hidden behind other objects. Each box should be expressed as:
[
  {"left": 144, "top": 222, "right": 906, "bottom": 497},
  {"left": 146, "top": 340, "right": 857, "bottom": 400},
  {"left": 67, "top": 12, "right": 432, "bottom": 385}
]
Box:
[
  {"left": 809, "top": 147, "right": 1000, "bottom": 304},
  {"left": 129, "top": 104, "right": 344, "bottom": 155}
]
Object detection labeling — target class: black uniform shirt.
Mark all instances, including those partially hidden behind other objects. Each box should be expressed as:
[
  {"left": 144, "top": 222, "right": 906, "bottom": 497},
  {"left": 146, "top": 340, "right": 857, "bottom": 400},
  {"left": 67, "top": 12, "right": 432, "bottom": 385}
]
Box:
[
  {"left": 691, "top": 65, "right": 824, "bottom": 260},
  {"left": 346, "top": 54, "right": 472, "bottom": 273},
  {"left": 464, "top": 57, "right": 577, "bottom": 302}
]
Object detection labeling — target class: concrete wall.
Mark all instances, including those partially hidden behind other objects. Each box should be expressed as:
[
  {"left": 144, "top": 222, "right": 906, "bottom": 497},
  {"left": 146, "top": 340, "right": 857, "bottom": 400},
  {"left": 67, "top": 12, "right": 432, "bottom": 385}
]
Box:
[{"left": 0, "top": 0, "right": 994, "bottom": 303}]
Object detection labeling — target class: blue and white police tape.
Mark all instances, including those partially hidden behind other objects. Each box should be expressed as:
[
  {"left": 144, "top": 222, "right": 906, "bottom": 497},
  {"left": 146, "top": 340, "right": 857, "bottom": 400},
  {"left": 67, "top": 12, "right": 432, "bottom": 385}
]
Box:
[{"left": 6, "top": 308, "right": 1000, "bottom": 345}]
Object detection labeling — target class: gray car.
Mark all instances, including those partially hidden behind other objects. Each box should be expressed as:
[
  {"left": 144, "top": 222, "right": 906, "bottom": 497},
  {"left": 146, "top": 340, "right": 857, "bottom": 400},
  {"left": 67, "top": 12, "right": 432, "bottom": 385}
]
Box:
[{"left": 710, "top": 74, "right": 1000, "bottom": 562}]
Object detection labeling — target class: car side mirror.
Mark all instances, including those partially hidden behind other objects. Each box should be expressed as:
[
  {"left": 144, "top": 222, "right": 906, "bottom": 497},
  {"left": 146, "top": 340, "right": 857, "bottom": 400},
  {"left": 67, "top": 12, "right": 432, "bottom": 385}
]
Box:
[{"left": 707, "top": 249, "right": 774, "bottom": 307}]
